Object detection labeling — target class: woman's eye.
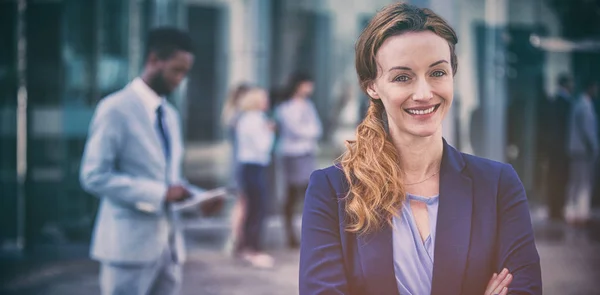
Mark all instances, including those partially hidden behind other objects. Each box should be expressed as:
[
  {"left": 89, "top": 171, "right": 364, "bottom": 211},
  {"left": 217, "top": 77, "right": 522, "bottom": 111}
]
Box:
[
  {"left": 431, "top": 70, "right": 446, "bottom": 77},
  {"left": 394, "top": 75, "right": 410, "bottom": 82}
]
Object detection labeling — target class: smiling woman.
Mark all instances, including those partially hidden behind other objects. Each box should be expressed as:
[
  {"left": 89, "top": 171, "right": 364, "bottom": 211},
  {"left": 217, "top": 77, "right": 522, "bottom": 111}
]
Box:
[{"left": 299, "top": 3, "right": 542, "bottom": 295}]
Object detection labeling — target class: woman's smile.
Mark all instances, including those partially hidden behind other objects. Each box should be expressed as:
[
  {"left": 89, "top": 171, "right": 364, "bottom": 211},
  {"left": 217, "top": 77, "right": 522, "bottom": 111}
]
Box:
[{"left": 403, "top": 103, "right": 441, "bottom": 119}]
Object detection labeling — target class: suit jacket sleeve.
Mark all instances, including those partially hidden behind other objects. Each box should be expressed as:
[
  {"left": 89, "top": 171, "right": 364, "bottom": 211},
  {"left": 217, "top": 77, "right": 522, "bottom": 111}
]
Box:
[
  {"left": 79, "top": 99, "right": 168, "bottom": 214},
  {"left": 495, "top": 164, "right": 542, "bottom": 294},
  {"left": 299, "top": 169, "right": 350, "bottom": 295}
]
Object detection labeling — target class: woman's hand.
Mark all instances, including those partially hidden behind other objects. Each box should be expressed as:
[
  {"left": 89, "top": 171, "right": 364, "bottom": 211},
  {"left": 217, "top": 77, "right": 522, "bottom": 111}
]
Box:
[{"left": 484, "top": 268, "right": 513, "bottom": 295}]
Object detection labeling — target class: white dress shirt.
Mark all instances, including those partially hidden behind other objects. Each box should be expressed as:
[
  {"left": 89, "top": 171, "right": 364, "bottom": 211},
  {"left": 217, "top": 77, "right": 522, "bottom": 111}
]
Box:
[
  {"left": 275, "top": 98, "right": 322, "bottom": 156},
  {"left": 236, "top": 111, "right": 275, "bottom": 166},
  {"left": 130, "top": 77, "right": 181, "bottom": 185},
  {"left": 130, "top": 77, "right": 166, "bottom": 124}
]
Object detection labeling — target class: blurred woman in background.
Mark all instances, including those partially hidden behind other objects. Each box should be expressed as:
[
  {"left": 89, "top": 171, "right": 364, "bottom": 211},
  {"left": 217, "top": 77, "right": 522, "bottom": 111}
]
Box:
[
  {"left": 275, "top": 73, "right": 322, "bottom": 248},
  {"left": 236, "top": 87, "right": 276, "bottom": 268},
  {"left": 221, "top": 83, "right": 250, "bottom": 256}
]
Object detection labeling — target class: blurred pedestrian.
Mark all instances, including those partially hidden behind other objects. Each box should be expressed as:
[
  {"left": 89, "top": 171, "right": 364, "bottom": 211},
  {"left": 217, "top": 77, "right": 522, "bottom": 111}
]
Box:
[
  {"left": 565, "top": 79, "right": 599, "bottom": 226},
  {"left": 592, "top": 80, "right": 600, "bottom": 213},
  {"left": 275, "top": 72, "right": 322, "bottom": 248},
  {"left": 221, "top": 83, "right": 251, "bottom": 256},
  {"left": 80, "top": 27, "right": 222, "bottom": 295},
  {"left": 236, "top": 87, "right": 276, "bottom": 268},
  {"left": 543, "top": 73, "right": 574, "bottom": 221},
  {"left": 299, "top": 3, "right": 540, "bottom": 294}
]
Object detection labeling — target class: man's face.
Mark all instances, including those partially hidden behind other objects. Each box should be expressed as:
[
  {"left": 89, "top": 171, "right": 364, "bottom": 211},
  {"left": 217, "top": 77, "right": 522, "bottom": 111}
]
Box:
[{"left": 149, "top": 50, "right": 194, "bottom": 96}]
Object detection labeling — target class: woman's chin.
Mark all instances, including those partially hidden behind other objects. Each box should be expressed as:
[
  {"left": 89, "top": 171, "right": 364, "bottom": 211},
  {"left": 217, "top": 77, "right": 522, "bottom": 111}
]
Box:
[{"left": 405, "top": 127, "right": 440, "bottom": 138}]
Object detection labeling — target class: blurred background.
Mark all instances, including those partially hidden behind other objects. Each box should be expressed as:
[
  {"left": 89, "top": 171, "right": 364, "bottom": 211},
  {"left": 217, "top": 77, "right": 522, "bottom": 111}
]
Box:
[{"left": 0, "top": 0, "right": 599, "bottom": 294}]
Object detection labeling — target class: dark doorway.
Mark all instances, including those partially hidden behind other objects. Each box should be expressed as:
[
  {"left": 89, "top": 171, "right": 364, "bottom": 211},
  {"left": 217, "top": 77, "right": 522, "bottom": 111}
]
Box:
[
  {"left": 505, "top": 25, "right": 547, "bottom": 201},
  {"left": 185, "top": 5, "right": 227, "bottom": 142}
]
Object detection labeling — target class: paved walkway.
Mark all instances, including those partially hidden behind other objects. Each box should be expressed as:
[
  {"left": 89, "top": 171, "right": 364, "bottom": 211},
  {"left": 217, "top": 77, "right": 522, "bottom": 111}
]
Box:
[
  {"left": 1, "top": 249, "right": 300, "bottom": 295},
  {"left": 2, "top": 217, "right": 600, "bottom": 295}
]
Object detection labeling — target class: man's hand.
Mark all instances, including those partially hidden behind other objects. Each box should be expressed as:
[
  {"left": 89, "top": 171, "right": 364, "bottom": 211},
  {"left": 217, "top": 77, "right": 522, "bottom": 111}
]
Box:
[
  {"left": 485, "top": 268, "right": 513, "bottom": 295},
  {"left": 165, "top": 185, "right": 191, "bottom": 203}
]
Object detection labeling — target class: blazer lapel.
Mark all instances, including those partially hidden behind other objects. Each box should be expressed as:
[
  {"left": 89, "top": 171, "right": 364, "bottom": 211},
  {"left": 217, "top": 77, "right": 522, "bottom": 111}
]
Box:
[
  {"left": 127, "top": 86, "right": 167, "bottom": 168},
  {"left": 357, "top": 225, "right": 400, "bottom": 295},
  {"left": 431, "top": 141, "right": 473, "bottom": 295}
]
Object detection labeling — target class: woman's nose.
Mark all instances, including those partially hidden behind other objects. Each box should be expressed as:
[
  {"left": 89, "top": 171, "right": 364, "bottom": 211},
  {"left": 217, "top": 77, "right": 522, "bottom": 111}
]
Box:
[{"left": 411, "top": 79, "right": 433, "bottom": 101}]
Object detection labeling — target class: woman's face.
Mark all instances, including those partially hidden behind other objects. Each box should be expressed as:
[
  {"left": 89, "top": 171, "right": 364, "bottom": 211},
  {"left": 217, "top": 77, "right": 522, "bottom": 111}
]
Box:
[
  {"left": 257, "top": 90, "right": 270, "bottom": 111},
  {"left": 367, "top": 31, "right": 454, "bottom": 140},
  {"left": 296, "top": 81, "right": 315, "bottom": 98}
]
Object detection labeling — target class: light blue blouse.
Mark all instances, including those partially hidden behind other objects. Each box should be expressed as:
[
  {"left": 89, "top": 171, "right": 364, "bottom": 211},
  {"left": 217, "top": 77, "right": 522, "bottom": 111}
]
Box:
[{"left": 392, "top": 194, "right": 440, "bottom": 295}]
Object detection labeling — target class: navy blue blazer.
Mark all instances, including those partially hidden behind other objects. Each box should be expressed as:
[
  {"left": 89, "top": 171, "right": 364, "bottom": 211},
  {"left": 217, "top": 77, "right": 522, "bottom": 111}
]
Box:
[{"left": 299, "top": 141, "right": 541, "bottom": 295}]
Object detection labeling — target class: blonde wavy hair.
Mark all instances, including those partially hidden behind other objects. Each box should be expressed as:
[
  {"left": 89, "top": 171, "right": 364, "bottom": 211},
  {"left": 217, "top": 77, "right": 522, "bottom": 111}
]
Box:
[
  {"left": 340, "top": 3, "right": 458, "bottom": 235},
  {"left": 221, "top": 84, "right": 250, "bottom": 127},
  {"left": 237, "top": 87, "right": 268, "bottom": 112}
]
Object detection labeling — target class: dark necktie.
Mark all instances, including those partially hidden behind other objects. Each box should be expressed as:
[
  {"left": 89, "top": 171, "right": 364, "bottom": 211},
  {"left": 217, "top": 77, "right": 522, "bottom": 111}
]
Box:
[
  {"left": 156, "top": 105, "right": 171, "bottom": 161},
  {"left": 157, "top": 105, "right": 178, "bottom": 262}
]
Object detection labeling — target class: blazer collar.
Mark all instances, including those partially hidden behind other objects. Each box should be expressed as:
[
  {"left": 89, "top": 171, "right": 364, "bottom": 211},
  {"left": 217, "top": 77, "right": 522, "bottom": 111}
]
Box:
[{"left": 356, "top": 139, "right": 472, "bottom": 295}]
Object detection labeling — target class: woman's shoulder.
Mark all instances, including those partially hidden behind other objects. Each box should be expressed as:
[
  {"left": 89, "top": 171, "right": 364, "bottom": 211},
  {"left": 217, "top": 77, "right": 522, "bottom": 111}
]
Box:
[
  {"left": 461, "top": 152, "right": 506, "bottom": 170},
  {"left": 308, "top": 164, "right": 348, "bottom": 198}
]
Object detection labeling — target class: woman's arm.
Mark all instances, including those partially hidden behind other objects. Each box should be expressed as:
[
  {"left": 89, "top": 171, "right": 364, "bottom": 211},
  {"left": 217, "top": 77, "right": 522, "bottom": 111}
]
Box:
[
  {"left": 299, "top": 170, "right": 350, "bottom": 295},
  {"left": 495, "top": 164, "right": 542, "bottom": 295}
]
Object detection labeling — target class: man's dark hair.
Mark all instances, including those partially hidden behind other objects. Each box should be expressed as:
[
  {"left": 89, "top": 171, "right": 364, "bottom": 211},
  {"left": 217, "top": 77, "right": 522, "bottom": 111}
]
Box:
[
  {"left": 145, "top": 27, "right": 194, "bottom": 60},
  {"left": 557, "top": 73, "right": 571, "bottom": 88}
]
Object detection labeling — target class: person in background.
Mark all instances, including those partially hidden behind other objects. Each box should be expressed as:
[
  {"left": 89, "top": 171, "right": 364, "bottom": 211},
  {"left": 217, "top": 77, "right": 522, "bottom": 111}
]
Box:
[
  {"left": 299, "top": 3, "right": 541, "bottom": 294},
  {"left": 80, "top": 27, "right": 222, "bottom": 295},
  {"left": 592, "top": 79, "right": 600, "bottom": 218},
  {"left": 236, "top": 87, "right": 276, "bottom": 268},
  {"left": 221, "top": 83, "right": 251, "bottom": 256},
  {"left": 565, "top": 79, "right": 599, "bottom": 226},
  {"left": 544, "top": 74, "right": 574, "bottom": 221},
  {"left": 275, "top": 72, "right": 322, "bottom": 248}
]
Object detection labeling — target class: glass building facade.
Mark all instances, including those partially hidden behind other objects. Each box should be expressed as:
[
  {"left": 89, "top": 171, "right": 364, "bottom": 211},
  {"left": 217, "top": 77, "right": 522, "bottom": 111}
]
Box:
[
  {"left": 0, "top": 0, "right": 184, "bottom": 252},
  {"left": 2, "top": 0, "right": 598, "bottom": 255}
]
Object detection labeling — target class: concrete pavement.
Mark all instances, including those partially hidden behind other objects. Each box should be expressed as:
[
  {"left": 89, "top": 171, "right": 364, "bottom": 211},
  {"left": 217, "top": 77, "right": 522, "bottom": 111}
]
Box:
[{"left": 2, "top": 215, "right": 600, "bottom": 295}]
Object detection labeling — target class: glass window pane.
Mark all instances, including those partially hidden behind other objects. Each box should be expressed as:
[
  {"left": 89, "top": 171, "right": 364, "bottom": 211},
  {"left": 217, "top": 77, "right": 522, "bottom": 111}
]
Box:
[
  {"left": 98, "top": 0, "right": 130, "bottom": 97},
  {"left": 0, "top": 0, "right": 18, "bottom": 244},
  {"left": 62, "top": 0, "right": 95, "bottom": 106}
]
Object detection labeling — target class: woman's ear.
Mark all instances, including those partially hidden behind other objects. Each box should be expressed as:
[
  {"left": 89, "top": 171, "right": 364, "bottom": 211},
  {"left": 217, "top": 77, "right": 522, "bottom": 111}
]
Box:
[{"left": 366, "top": 83, "right": 380, "bottom": 99}]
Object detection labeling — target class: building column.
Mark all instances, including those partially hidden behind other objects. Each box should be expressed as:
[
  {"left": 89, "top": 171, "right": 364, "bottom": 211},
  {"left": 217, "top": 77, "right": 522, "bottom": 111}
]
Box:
[
  {"left": 15, "top": 0, "right": 27, "bottom": 253},
  {"left": 229, "top": 0, "right": 271, "bottom": 88},
  {"left": 481, "top": 0, "right": 508, "bottom": 162},
  {"left": 128, "top": 0, "right": 142, "bottom": 80}
]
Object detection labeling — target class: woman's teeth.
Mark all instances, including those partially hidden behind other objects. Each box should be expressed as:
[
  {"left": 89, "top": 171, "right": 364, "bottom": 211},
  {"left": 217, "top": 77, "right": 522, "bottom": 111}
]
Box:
[{"left": 407, "top": 106, "right": 435, "bottom": 115}]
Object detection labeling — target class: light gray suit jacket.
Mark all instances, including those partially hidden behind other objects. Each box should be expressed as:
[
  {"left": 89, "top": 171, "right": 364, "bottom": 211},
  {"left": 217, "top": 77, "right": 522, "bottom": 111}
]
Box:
[
  {"left": 80, "top": 85, "right": 190, "bottom": 264},
  {"left": 568, "top": 95, "right": 599, "bottom": 160}
]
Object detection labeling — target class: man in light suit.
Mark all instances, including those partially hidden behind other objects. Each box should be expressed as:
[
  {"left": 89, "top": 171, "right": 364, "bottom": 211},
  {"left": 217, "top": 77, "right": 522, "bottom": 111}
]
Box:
[{"left": 80, "top": 27, "right": 202, "bottom": 295}]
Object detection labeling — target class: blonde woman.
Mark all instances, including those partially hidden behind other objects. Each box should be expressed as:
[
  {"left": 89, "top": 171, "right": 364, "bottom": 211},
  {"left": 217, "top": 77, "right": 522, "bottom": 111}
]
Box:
[
  {"left": 236, "top": 87, "right": 275, "bottom": 268},
  {"left": 221, "top": 84, "right": 250, "bottom": 256},
  {"left": 299, "top": 3, "right": 541, "bottom": 295}
]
